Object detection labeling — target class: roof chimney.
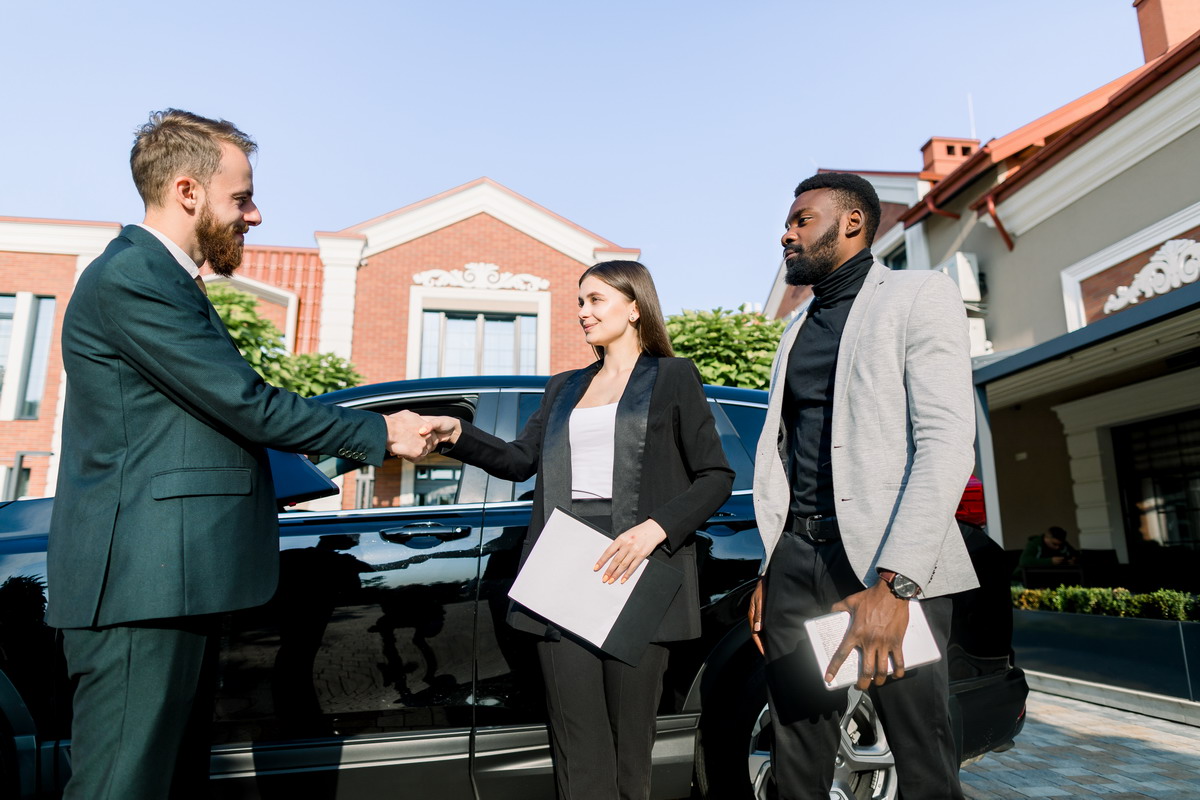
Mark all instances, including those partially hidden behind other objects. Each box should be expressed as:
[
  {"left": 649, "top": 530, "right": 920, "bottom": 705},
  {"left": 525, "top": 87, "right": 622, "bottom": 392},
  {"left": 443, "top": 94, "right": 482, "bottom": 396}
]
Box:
[
  {"left": 919, "top": 136, "right": 980, "bottom": 178},
  {"left": 1134, "top": 0, "right": 1200, "bottom": 62}
]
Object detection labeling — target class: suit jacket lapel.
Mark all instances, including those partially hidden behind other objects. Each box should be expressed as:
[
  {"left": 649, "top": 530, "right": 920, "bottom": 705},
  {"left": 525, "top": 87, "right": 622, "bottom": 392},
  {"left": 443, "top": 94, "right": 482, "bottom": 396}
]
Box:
[
  {"left": 540, "top": 363, "right": 599, "bottom": 520},
  {"left": 832, "top": 260, "right": 889, "bottom": 408},
  {"left": 611, "top": 355, "right": 658, "bottom": 536}
]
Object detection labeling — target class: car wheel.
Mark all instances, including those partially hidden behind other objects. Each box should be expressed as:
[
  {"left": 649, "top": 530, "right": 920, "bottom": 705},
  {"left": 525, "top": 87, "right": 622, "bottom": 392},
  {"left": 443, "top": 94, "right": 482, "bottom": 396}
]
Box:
[
  {"left": 747, "top": 688, "right": 897, "bottom": 800},
  {"left": 696, "top": 656, "right": 897, "bottom": 800}
]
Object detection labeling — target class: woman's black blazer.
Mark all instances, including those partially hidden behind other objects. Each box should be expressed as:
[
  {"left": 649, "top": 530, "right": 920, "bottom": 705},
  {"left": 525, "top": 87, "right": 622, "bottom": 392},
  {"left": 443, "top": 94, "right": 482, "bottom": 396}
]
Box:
[{"left": 448, "top": 354, "right": 734, "bottom": 641}]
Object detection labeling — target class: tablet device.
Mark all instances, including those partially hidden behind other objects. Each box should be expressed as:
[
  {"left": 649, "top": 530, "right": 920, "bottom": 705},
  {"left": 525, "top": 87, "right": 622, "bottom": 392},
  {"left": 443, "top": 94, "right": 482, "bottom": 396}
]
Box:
[{"left": 803, "top": 600, "right": 941, "bottom": 690}]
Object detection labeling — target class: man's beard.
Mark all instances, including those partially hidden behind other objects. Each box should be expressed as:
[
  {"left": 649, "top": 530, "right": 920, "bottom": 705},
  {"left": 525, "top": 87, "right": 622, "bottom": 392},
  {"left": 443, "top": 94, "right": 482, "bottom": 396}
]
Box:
[
  {"left": 196, "top": 203, "right": 247, "bottom": 278},
  {"left": 783, "top": 220, "right": 841, "bottom": 286}
]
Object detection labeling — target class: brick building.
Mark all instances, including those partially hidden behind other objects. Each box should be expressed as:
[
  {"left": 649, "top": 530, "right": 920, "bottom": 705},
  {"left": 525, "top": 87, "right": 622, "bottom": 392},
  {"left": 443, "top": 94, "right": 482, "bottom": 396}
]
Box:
[{"left": 0, "top": 178, "right": 638, "bottom": 502}]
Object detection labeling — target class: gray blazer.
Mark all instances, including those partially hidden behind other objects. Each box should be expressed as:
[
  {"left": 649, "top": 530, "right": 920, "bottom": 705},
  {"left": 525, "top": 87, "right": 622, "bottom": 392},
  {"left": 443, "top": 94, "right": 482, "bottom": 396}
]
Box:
[{"left": 753, "top": 261, "right": 979, "bottom": 598}]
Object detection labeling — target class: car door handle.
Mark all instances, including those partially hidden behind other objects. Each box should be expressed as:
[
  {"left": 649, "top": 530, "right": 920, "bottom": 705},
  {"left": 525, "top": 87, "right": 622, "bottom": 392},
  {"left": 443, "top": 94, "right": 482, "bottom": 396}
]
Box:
[{"left": 380, "top": 523, "right": 473, "bottom": 544}]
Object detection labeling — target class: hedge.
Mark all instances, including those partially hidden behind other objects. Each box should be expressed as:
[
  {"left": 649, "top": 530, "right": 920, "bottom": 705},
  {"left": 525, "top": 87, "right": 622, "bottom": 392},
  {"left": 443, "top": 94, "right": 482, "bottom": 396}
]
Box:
[{"left": 1011, "top": 586, "right": 1200, "bottom": 622}]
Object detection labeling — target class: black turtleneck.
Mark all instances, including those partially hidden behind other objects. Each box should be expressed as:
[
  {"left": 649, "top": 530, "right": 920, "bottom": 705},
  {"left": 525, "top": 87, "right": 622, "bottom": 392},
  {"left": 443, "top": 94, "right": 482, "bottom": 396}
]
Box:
[{"left": 782, "top": 248, "right": 874, "bottom": 518}]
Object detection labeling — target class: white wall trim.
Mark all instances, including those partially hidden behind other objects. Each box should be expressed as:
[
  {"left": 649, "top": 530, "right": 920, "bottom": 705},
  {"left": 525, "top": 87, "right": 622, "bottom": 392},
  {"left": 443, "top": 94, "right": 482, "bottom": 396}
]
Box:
[
  {"left": 1060, "top": 199, "right": 1200, "bottom": 330},
  {"left": 315, "top": 235, "right": 366, "bottom": 359},
  {"left": 206, "top": 273, "right": 300, "bottom": 351},
  {"left": 904, "top": 221, "right": 931, "bottom": 270},
  {"left": 861, "top": 174, "right": 923, "bottom": 206},
  {"left": 874, "top": 223, "right": 905, "bottom": 259},
  {"left": 998, "top": 64, "right": 1200, "bottom": 237},
  {"left": 405, "top": 286, "right": 552, "bottom": 380},
  {"left": 0, "top": 220, "right": 119, "bottom": 257},
  {"left": 356, "top": 182, "right": 617, "bottom": 265},
  {"left": 1051, "top": 367, "right": 1200, "bottom": 553}
]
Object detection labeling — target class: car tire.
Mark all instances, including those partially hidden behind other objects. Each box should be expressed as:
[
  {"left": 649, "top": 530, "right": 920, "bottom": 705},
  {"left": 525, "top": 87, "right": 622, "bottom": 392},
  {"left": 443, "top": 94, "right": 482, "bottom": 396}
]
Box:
[{"left": 694, "top": 652, "right": 899, "bottom": 800}]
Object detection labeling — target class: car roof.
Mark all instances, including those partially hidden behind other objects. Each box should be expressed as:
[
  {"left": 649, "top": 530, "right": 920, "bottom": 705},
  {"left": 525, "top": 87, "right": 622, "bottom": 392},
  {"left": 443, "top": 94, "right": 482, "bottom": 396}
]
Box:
[{"left": 317, "top": 375, "right": 767, "bottom": 405}]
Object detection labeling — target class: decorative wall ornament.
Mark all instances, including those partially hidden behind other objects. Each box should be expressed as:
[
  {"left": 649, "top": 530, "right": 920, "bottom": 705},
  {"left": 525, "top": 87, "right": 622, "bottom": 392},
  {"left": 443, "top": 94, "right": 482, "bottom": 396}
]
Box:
[
  {"left": 1103, "top": 238, "right": 1199, "bottom": 314},
  {"left": 412, "top": 262, "right": 549, "bottom": 292}
]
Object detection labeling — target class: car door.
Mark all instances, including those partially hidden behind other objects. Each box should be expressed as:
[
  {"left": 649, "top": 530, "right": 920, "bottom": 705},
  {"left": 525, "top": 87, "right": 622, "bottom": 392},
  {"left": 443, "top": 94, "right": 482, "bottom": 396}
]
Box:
[{"left": 208, "top": 389, "right": 499, "bottom": 799}]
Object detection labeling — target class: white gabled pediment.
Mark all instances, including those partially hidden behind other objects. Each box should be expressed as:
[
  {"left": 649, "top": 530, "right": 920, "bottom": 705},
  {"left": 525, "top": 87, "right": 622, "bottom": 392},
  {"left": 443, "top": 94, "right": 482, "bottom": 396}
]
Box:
[{"left": 345, "top": 179, "right": 636, "bottom": 265}]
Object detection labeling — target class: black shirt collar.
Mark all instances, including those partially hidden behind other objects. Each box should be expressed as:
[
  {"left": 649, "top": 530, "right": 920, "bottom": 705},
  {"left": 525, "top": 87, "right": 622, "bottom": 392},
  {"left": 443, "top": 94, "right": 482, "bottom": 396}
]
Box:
[{"left": 811, "top": 248, "right": 873, "bottom": 305}]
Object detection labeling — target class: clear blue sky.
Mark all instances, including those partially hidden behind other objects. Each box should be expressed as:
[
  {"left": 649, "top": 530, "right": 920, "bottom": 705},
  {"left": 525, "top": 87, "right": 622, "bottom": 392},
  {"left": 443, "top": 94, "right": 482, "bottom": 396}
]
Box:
[{"left": 1, "top": 1, "right": 1144, "bottom": 315}]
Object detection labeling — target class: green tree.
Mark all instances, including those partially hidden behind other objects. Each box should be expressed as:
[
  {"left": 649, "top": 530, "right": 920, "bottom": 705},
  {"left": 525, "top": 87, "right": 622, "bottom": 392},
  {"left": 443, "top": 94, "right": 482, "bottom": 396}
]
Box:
[
  {"left": 666, "top": 305, "right": 785, "bottom": 390},
  {"left": 208, "top": 284, "right": 363, "bottom": 397}
]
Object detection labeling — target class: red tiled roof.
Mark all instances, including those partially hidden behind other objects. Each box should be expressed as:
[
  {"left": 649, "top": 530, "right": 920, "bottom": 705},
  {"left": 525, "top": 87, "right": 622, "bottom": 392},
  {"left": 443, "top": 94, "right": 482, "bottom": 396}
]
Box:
[
  {"left": 0, "top": 215, "right": 121, "bottom": 227},
  {"left": 900, "top": 60, "right": 1158, "bottom": 228},
  {"left": 977, "top": 28, "right": 1200, "bottom": 212}
]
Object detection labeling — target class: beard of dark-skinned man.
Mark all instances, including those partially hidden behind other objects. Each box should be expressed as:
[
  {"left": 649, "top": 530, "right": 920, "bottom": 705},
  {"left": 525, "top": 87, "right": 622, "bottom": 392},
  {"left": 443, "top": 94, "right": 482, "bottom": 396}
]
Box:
[{"left": 783, "top": 218, "right": 843, "bottom": 286}]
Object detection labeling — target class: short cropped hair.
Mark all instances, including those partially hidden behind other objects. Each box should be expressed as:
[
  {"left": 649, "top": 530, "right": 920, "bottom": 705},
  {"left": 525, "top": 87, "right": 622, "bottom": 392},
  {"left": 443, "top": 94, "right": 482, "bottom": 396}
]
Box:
[
  {"left": 1047, "top": 526, "right": 1069, "bottom": 542},
  {"left": 130, "top": 109, "right": 256, "bottom": 207},
  {"left": 793, "top": 172, "right": 882, "bottom": 245}
]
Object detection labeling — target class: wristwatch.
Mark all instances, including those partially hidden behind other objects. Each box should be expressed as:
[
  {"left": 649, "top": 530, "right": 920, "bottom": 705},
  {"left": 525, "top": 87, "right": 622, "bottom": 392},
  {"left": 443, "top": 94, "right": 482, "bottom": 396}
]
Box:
[{"left": 880, "top": 571, "right": 920, "bottom": 599}]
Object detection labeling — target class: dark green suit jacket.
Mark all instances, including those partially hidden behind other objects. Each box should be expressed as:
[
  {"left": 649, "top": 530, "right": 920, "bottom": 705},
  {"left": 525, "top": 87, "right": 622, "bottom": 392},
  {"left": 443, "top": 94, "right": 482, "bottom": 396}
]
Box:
[{"left": 46, "top": 225, "right": 386, "bottom": 629}]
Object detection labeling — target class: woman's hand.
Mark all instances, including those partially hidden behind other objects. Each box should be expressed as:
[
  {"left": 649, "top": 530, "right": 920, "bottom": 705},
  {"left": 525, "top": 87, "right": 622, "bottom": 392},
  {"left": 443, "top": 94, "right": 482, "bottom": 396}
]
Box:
[
  {"left": 594, "top": 519, "right": 668, "bottom": 584},
  {"left": 416, "top": 415, "right": 462, "bottom": 456}
]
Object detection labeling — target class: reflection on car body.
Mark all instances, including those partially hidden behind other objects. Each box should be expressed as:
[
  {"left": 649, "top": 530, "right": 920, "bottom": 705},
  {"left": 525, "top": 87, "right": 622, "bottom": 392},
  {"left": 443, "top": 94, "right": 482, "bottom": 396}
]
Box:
[{"left": 0, "top": 376, "right": 1026, "bottom": 799}]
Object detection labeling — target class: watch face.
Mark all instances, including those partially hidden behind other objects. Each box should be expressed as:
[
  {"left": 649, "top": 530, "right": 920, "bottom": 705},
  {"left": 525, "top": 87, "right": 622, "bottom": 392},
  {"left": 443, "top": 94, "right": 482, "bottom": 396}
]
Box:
[{"left": 892, "top": 574, "right": 919, "bottom": 598}]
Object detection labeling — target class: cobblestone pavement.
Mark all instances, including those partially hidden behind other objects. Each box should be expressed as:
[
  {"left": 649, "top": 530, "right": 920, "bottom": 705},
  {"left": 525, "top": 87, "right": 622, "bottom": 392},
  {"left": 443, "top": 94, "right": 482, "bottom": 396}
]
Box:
[{"left": 961, "top": 692, "right": 1200, "bottom": 799}]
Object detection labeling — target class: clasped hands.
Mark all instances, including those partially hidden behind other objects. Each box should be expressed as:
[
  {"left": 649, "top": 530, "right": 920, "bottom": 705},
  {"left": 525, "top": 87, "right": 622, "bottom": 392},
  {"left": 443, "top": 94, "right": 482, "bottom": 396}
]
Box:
[
  {"left": 384, "top": 411, "right": 667, "bottom": 583},
  {"left": 383, "top": 411, "right": 462, "bottom": 461}
]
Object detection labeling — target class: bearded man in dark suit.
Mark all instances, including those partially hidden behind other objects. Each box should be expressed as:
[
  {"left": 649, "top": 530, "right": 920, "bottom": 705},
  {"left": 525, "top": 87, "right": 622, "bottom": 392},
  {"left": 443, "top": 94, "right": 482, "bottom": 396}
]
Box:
[{"left": 46, "top": 109, "right": 432, "bottom": 799}]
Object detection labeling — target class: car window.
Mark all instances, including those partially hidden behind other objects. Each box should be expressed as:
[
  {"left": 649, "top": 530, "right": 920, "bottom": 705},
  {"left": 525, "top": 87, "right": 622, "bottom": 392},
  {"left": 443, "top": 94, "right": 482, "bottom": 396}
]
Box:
[
  {"left": 510, "top": 392, "right": 542, "bottom": 501},
  {"left": 297, "top": 395, "right": 480, "bottom": 512},
  {"left": 708, "top": 400, "right": 756, "bottom": 492},
  {"left": 718, "top": 401, "right": 767, "bottom": 467}
]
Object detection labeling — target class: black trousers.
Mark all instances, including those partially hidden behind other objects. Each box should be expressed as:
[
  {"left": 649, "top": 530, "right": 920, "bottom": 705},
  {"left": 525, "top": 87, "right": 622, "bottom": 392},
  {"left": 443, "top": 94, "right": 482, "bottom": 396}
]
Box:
[
  {"left": 537, "top": 635, "right": 669, "bottom": 800},
  {"left": 61, "top": 616, "right": 220, "bottom": 800},
  {"left": 534, "top": 501, "right": 671, "bottom": 800},
  {"left": 762, "top": 531, "right": 962, "bottom": 800}
]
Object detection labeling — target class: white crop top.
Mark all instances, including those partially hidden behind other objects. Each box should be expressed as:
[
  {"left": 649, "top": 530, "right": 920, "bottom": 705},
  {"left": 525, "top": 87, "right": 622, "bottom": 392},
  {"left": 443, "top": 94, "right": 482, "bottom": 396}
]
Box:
[{"left": 569, "top": 403, "right": 618, "bottom": 499}]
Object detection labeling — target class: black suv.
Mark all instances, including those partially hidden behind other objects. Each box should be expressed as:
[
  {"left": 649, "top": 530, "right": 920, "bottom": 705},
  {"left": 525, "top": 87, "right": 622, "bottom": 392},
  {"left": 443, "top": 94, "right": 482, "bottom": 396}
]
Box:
[{"left": 0, "top": 376, "right": 1026, "bottom": 799}]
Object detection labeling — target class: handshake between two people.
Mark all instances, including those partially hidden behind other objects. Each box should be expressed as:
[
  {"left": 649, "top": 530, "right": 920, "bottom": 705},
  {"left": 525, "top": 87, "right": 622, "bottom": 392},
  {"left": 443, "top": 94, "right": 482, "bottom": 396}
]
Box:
[
  {"left": 383, "top": 411, "right": 462, "bottom": 461},
  {"left": 381, "top": 410, "right": 668, "bottom": 584}
]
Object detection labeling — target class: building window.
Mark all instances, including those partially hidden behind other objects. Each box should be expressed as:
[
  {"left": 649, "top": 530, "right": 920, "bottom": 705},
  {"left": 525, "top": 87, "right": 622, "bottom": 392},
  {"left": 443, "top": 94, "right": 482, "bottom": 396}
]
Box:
[
  {"left": 420, "top": 311, "right": 536, "bottom": 378},
  {"left": 0, "top": 296, "right": 15, "bottom": 391},
  {"left": 1113, "top": 409, "right": 1200, "bottom": 553},
  {"left": 0, "top": 294, "right": 57, "bottom": 420},
  {"left": 882, "top": 244, "right": 908, "bottom": 271}
]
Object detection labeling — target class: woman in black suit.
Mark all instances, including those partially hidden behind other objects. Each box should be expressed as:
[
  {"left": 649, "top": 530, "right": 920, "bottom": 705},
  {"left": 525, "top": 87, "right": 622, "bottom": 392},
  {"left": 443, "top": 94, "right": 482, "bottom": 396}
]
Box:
[{"left": 422, "top": 260, "right": 733, "bottom": 800}]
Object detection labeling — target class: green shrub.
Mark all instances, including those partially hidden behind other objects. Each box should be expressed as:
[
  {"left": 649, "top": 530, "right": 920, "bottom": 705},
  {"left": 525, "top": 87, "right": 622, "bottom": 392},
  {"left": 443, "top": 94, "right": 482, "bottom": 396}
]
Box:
[
  {"left": 1010, "top": 585, "right": 1198, "bottom": 621},
  {"left": 1140, "top": 589, "right": 1192, "bottom": 621}
]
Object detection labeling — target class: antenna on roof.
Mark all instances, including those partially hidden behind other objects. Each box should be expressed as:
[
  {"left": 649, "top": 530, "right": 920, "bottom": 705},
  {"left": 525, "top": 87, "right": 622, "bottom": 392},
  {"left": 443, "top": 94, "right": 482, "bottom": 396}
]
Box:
[{"left": 967, "top": 92, "right": 977, "bottom": 140}]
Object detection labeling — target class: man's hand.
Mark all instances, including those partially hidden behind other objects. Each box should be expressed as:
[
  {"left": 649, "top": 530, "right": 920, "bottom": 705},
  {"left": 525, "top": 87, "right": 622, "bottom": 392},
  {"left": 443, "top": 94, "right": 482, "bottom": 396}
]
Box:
[
  {"left": 385, "top": 410, "right": 433, "bottom": 460},
  {"left": 419, "top": 415, "right": 462, "bottom": 453},
  {"left": 748, "top": 579, "right": 765, "bottom": 655},
  {"left": 594, "top": 519, "right": 668, "bottom": 584},
  {"left": 827, "top": 581, "right": 910, "bottom": 690}
]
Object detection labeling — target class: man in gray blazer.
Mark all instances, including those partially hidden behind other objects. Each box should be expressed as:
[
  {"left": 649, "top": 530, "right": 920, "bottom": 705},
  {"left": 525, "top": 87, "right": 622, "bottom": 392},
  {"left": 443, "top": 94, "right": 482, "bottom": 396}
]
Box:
[
  {"left": 747, "top": 173, "right": 978, "bottom": 799},
  {"left": 47, "top": 110, "right": 432, "bottom": 799}
]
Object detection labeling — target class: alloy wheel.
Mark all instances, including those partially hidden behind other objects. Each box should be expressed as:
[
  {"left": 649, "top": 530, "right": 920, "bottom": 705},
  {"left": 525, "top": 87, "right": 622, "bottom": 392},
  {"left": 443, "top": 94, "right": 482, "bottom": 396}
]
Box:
[{"left": 747, "top": 689, "right": 898, "bottom": 800}]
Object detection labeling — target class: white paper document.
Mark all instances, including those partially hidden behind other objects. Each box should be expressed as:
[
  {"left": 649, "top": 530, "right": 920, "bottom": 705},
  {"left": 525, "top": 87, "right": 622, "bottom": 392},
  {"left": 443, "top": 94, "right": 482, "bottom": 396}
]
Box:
[
  {"left": 508, "top": 507, "right": 649, "bottom": 648},
  {"left": 804, "top": 600, "right": 941, "bottom": 690}
]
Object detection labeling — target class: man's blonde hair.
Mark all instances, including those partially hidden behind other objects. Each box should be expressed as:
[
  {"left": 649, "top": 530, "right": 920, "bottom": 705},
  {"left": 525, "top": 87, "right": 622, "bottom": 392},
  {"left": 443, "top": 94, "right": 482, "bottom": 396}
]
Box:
[{"left": 130, "top": 109, "right": 256, "bottom": 207}]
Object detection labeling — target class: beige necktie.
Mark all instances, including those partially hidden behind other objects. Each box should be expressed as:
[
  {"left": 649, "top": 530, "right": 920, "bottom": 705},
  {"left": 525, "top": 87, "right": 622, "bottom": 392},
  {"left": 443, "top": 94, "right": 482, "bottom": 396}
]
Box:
[{"left": 195, "top": 276, "right": 208, "bottom": 296}]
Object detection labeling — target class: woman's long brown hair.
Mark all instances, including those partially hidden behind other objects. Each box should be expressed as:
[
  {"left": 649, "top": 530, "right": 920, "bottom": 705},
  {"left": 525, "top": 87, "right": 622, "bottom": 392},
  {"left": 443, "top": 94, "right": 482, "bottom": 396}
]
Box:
[{"left": 579, "top": 260, "right": 674, "bottom": 360}]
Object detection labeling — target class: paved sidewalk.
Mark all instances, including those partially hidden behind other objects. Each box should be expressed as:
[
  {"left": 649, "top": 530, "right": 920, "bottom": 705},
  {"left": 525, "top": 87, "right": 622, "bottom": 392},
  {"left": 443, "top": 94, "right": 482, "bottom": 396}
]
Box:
[{"left": 962, "top": 692, "right": 1200, "bottom": 799}]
